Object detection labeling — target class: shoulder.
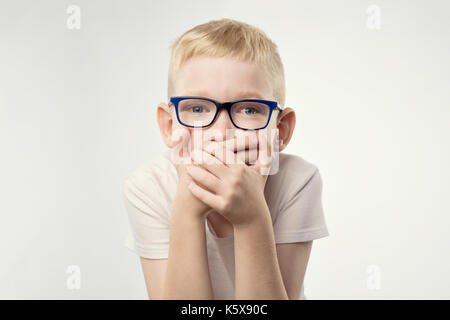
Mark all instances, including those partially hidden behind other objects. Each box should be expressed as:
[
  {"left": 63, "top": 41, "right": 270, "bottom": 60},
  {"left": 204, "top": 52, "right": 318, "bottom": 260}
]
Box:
[
  {"left": 265, "top": 152, "right": 323, "bottom": 214},
  {"left": 123, "top": 149, "right": 177, "bottom": 204},
  {"left": 269, "top": 153, "right": 329, "bottom": 242},
  {"left": 276, "top": 152, "right": 321, "bottom": 190}
]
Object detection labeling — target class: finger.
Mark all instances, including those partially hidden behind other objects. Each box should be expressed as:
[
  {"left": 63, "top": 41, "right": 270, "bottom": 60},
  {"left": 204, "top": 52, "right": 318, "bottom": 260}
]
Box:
[
  {"left": 268, "top": 129, "right": 280, "bottom": 175},
  {"left": 226, "top": 133, "right": 259, "bottom": 165},
  {"left": 236, "top": 147, "right": 258, "bottom": 164},
  {"left": 191, "top": 149, "right": 228, "bottom": 179},
  {"left": 185, "top": 164, "right": 221, "bottom": 194},
  {"left": 204, "top": 141, "right": 245, "bottom": 166},
  {"left": 258, "top": 129, "right": 272, "bottom": 164},
  {"left": 253, "top": 130, "right": 272, "bottom": 175},
  {"left": 225, "top": 136, "right": 258, "bottom": 165},
  {"left": 188, "top": 179, "right": 224, "bottom": 212},
  {"left": 226, "top": 131, "right": 260, "bottom": 153},
  {"left": 203, "top": 134, "right": 257, "bottom": 154},
  {"left": 202, "top": 132, "right": 258, "bottom": 164},
  {"left": 171, "top": 128, "right": 192, "bottom": 165},
  {"left": 222, "top": 145, "right": 245, "bottom": 166}
]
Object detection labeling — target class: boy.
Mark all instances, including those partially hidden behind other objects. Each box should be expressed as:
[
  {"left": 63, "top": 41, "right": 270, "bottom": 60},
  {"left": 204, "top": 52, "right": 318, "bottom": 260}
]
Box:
[{"left": 123, "top": 18, "right": 329, "bottom": 300}]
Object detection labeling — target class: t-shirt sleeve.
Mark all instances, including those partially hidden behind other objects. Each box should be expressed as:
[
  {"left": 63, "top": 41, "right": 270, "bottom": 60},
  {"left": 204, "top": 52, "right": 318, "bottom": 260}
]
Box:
[
  {"left": 123, "top": 165, "right": 171, "bottom": 259},
  {"left": 273, "top": 168, "right": 330, "bottom": 243}
]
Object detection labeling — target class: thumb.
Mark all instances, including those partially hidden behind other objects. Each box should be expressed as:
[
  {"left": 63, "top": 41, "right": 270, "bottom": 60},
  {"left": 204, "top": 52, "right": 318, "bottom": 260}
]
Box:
[{"left": 171, "top": 128, "right": 191, "bottom": 164}]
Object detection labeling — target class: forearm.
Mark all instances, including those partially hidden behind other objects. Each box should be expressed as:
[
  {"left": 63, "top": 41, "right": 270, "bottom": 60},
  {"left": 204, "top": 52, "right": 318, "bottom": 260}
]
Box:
[
  {"left": 234, "top": 206, "right": 288, "bottom": 300},
  {"left": 163, "top": 192, "right": 214, "bottom": 299}
]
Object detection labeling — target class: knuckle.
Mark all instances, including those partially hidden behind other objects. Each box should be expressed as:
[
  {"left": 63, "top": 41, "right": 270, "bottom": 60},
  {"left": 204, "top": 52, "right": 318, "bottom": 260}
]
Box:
[
  {"left": 220, "top": 191, "right": 233, "bottom": 207},
  {"left": 219, "top": 200, "right": 229, "bottom": 213},
  {"left": 232, "top": 166, "right": 245, "bottom": 179},
  {"left": 223, "top": 189, "right": 233, "bottom": 201},
  {"left": 204, "top": 141, "right": 214, "bottom": 153},
  {"left": 229, "top": 176, "right": 240, "bottom": 188},
  {"left": 198, "top": 167, "right": 207, "bottom": 178},
  {"left": 227, "top": 190, "right": 235, "bottom": 201}
]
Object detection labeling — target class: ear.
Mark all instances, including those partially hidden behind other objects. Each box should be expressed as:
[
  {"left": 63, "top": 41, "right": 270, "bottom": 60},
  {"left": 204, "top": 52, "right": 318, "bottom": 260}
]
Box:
[
  {"left": 156, "top": 102, "right": 176, "bottom": 148},
  {"left": 276, "top": 107, "right": 296, "bottom": 152}
]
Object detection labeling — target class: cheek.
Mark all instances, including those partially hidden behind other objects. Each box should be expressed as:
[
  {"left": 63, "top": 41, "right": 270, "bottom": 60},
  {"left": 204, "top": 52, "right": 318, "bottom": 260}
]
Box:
[
  {"left": 187, "top": 128, "right": 206, "bottom": 153},
  {"left": 171, "top": 109, "right": 181, "bottom": 129},
  {"left": 264, "top": 119, "right": 279, "bottom": 144},
  {"left": 267, "top": 113, "right": 279, "bottom": 129}
]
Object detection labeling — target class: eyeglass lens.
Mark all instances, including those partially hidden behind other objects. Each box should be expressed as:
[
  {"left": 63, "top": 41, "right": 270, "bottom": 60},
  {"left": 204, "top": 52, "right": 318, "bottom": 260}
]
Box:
[{"left": 177, "top": 98, "right": 271, "bottom": 129}]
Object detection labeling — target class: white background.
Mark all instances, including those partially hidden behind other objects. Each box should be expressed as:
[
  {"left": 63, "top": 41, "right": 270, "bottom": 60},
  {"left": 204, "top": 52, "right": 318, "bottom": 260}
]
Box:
[{"left": 1, "top": 0, "right": 449, "bottom": 299}]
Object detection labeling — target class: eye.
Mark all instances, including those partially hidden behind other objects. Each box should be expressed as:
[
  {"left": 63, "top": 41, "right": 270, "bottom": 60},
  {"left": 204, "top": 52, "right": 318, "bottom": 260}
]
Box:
[
  {"left": 231, "top": 102, "right": 269, "bottom": 117},
  {"left": 242, "top": 107, "right": 258, "bottom": 115},
  {"left": 190, "top": 106, "right": 204, "bottom": 113}
]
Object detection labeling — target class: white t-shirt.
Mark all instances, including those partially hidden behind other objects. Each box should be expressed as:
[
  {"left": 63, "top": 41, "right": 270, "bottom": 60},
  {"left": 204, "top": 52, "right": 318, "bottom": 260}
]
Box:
[{"left": 123, "top": 148, "right": 329, "bottom": 299}]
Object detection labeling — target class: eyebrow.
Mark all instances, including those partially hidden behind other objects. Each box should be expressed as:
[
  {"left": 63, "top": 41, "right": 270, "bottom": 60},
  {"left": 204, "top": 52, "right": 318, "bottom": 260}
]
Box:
[{"left": 186, "top": 91, "right": 266, "bottom": 101}]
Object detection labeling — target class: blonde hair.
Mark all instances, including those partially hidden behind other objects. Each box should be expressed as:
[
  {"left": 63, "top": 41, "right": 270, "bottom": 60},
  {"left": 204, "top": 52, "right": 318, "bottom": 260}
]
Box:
[{"left": 167, "top": 18, "right": 286, "bottom": 107}]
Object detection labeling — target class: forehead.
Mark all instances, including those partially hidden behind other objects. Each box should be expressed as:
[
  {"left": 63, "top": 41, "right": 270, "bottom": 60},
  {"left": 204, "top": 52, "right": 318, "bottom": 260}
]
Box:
[{"left": 175, "top": 56, "right": 272, "bottom": 101}]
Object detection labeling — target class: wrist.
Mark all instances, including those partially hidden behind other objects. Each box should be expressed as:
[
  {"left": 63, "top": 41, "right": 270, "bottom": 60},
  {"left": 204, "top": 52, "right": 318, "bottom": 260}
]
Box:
[
  {"left": 174, "top": 176, "right": 212, "bottom": 219},
  {"left": 233, "top": 204, "right": 271, "bottom": 233}
]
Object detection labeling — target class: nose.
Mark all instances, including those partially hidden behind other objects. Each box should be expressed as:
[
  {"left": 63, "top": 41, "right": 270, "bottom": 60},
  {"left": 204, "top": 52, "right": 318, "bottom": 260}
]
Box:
[{"left": 207, "top": 109, "right": 235, "bottom": 142}]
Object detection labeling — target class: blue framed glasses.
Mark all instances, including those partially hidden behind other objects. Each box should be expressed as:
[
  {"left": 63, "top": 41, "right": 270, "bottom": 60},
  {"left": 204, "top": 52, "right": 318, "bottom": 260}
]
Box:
[{"left": 168, "top": 96, "right": 282, "bottom": 130}]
